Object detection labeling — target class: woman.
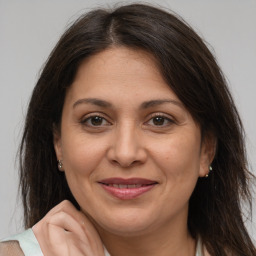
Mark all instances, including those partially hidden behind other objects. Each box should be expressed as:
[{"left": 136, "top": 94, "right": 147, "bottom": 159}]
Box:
[{"left": 0, "top": 3, "right": 255, "bottom": 256}]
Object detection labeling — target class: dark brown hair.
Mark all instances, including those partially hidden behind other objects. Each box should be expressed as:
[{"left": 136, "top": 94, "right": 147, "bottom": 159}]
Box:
[{"left": 19, "top": 3, "right": 255, "bottom": 255}]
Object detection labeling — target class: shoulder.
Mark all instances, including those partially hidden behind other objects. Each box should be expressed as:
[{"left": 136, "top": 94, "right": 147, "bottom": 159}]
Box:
[
  {"left": 0, "top": 240, "right": 24, "bottom": 256},
  {"left": 1, "top": 229, "right": 43, "bottom": 256}
]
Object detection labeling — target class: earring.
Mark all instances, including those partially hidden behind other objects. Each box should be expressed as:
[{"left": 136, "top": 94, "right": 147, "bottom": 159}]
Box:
[
  {"left": 205, "top": 165, "right": 212, "bottom": 178},
  {"left": 58, "top": 160, "right": 63, "bottom": 170}
]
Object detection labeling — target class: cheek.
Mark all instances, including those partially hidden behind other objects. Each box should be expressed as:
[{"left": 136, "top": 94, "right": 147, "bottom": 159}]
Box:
[
  {"left": 61, "top": 135, "right": 107, "bottom": 180},
  {"left": 151, "top": 133, "right": 201, "bottom": 183},
  {"left": 61, "top": 136, "right": 108, "bottom": 207}
]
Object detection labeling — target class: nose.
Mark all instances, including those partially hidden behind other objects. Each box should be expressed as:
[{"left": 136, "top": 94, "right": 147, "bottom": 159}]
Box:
[{"left": 107, "top": 123, "right": 147, "bottom": 168}]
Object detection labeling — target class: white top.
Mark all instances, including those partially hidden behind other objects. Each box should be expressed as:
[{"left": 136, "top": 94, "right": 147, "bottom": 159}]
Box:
[
  {"left": 1, "top": 229, "right": 43, "bottom": 256},
  {"left": 2, "top": 229, "right": 203, "bottom": 256}
]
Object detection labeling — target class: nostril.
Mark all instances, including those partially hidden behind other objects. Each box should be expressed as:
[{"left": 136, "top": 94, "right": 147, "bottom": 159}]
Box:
[
  {"left": 111, "top": 159, "right": 120, "bottom": 166},
  {"left": 110, "top": 159, "right": 141, "bottom": 168},
  {"left": 106, "top": 143, "right": 147, "bottom": 167}
]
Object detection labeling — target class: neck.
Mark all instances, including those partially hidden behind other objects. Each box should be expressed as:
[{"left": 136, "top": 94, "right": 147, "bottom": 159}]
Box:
[{"left": 95, "top": 214, "right": 196, "bottom": 256}]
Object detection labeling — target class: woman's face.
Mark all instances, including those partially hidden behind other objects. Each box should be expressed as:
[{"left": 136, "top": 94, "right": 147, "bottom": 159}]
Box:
[{"left": 54, "top": 47, "right": 213, "bottom": 237}]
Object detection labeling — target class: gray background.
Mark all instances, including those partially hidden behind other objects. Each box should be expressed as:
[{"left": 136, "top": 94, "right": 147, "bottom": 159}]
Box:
[{"left": 1, "top": 0, "right": 255, "bottom": 242}]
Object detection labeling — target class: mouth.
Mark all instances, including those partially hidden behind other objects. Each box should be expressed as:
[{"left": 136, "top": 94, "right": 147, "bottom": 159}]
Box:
[{"left": 98, "top": 178, "right": 158, "bottom": 200}]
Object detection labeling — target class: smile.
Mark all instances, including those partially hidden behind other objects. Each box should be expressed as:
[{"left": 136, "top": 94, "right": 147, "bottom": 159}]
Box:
[
  {"left": 104, "top": 184, "right": 149, "bottom": 188},
  {"left": 98, "top": 178, "right": 158, "bottom": 200}
]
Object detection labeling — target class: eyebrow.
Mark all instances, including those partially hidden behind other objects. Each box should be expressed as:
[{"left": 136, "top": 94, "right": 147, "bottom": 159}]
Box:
[
  {"left": 140, "top": 99, "right": 183, "bottom": 109},
  {"left": 73, "top": 98, "right": 112, "bottom": 108},
  {"left": 73, "top": 98, "right": 183, "bottom": 109}
]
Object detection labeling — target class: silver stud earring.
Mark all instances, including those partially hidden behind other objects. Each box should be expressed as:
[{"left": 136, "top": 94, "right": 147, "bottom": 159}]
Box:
[
  {"left": 205, "top": 165, "right": 213, "bottom": 178},
  {"left": 58, "top": 160, "right": 63, "bottom": 170}
]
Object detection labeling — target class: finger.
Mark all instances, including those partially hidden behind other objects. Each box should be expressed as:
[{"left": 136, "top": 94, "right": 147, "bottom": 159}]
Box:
[
  {"left": 46, "top": 201, "right": 89, "bottom": 230},
  {"left": 44, "top": 200, "right": 79, "bottom": 218},
  {"left": 46, "top": 224, "right": 99, "bottom": 256},
  {"left": 54, "top": 203, "right": 104, "bottom": 255},
  {"left": 34, "top": 212, "right": 93, "bottom": 256},
  {"left": 45, "top": 205, "right": 104, "bottom": 255},
  {"left": 46, "top": 211, "right": 88, "bottom": 242},
  {"left": 33, "top": 201, "right": 105, "bottom": 255},
  {"left": 47, "top": 200, "right": 104, "bottom": 253}
]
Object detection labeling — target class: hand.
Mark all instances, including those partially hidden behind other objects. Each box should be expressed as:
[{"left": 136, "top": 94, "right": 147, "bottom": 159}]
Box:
[{"left": 32, "top": 200, "right": 105, "bottom": 256}]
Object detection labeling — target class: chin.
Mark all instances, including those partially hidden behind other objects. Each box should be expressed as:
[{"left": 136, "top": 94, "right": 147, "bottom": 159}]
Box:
[
  {"left": 99, "top": 220, "right": 156, "bottom": 237},
  {"left": 86, "top": 206, "right": 158, "bottom": 237}
]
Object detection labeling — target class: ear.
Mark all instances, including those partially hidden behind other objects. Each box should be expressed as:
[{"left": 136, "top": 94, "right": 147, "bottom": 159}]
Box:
[
  {"left": 199, "top": 133, "right": 216, "bottom": 177},
  {"left": 53, "top": 124, "right": 63, "bottom": 163}
]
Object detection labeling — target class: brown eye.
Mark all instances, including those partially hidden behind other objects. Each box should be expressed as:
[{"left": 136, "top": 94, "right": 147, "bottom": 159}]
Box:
[
  {"left": 147, "top": 115, "right": 174, "bottom": 127},
  {"left": 152, "top": 116, "right": 165, "bottom": 126},
  {"left": 82, "top": 115, "right": 110, "bottom": 127},
  {"left": 90, "top": 116, "right": 103, "bottom": 126}
]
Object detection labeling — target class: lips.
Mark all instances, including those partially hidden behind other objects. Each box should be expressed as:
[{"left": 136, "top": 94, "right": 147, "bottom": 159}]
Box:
[{"left": 98, "top": 178, "right": 158, "bottom": 200}]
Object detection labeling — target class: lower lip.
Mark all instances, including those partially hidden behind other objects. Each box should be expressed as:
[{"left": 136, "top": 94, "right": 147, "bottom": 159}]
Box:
[{"left": 99, "top": 184, "right": 156, "bottom": 200}]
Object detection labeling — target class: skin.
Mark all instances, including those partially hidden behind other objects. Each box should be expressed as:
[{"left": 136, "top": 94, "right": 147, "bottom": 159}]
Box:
[{"left": 34, "top": 47, "right": 214, "bottom": 256}]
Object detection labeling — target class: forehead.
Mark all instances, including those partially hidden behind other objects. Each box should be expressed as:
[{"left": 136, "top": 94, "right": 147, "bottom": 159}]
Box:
[
  {"left": 65, "top": 47, "right": 180, "bottom": 104},
  {"left": 77, "top": 47, "right": 160, "bottom": 76}
]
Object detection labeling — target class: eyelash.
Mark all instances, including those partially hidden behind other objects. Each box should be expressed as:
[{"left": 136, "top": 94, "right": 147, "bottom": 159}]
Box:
[
  {"left": 80, "top": 113, "right": 175, "bottom": 128},
  {"left": 80, "top": 113, "right": 111, "bottom": 127},
  {"left": 145, "top": 113, "right": 175, "bottom": 127}
]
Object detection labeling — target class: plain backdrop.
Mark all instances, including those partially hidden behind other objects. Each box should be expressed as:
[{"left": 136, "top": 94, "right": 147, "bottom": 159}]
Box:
[{"left": 0, "top": 0, "right": 255, "bottom": 242}]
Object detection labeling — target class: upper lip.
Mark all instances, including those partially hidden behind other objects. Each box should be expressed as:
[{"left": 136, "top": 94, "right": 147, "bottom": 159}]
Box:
[{"left": 98, "top": 177, "right": 158, "bottom": 185}]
